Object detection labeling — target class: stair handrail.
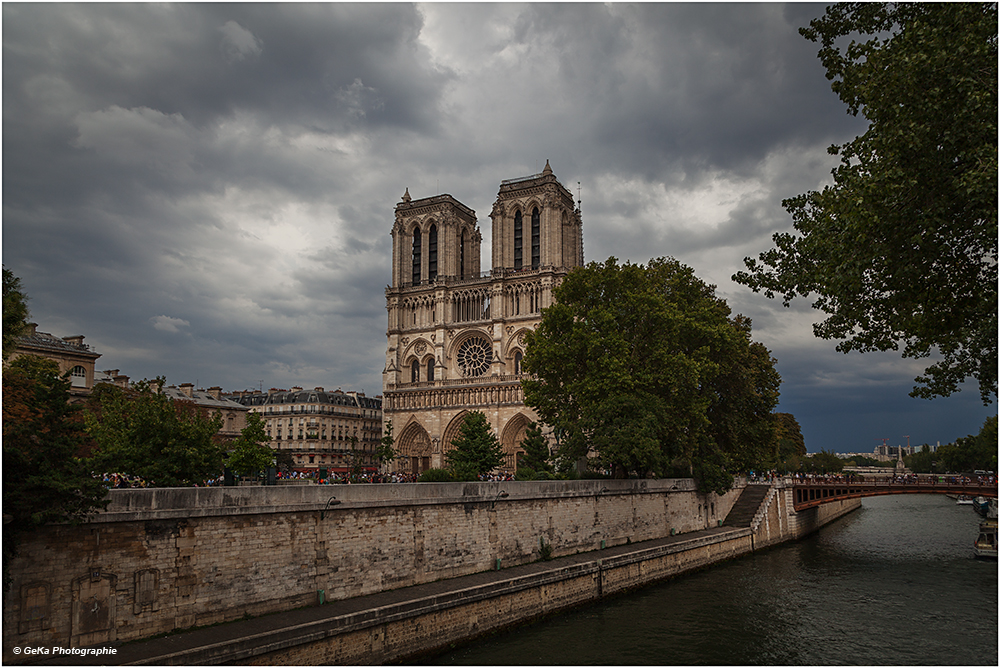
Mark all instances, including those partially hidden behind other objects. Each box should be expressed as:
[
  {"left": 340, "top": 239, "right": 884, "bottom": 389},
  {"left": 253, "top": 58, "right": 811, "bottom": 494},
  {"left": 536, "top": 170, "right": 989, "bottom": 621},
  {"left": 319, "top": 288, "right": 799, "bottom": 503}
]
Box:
[{"left": 750, "top": 479, "right": 787, "bottom": 533}]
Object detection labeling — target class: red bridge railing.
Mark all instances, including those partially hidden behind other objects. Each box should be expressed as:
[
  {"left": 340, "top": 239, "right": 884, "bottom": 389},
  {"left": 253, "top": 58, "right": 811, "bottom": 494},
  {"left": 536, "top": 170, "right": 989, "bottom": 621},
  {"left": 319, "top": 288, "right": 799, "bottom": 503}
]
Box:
[{"left": 791, "top": 477, "right": 998, "bottom": 511}]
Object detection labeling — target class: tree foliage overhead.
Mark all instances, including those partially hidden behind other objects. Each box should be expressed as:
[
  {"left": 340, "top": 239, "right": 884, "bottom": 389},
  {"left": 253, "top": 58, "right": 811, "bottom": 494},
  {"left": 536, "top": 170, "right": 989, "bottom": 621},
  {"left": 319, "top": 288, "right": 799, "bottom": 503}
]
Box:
[
  {"left": 734, "top": 3, "right": 998, "bottom": 404},
  {"left": 444, "top": 411, "right": 506, "bottom": 481},
  {"left": 84, "top": 378, "right": 225, "bottom": 486},
  {"left": 523, "top": 257, "right": 781, "bottom": 494}
]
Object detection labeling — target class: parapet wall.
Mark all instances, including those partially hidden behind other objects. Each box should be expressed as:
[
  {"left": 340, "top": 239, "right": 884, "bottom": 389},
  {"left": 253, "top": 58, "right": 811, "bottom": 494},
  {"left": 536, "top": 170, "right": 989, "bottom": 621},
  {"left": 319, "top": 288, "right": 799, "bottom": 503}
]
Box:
[{"left": 5, "top": 479, "right": 751, "bottom": 657}]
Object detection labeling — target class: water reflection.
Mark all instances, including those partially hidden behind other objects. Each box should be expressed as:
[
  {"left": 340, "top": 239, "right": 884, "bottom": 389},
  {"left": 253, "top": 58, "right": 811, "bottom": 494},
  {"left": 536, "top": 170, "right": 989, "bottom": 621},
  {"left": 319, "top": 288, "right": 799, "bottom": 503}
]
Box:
[{"left": 422, "top": 495, "right": 997, "bottom": 665}]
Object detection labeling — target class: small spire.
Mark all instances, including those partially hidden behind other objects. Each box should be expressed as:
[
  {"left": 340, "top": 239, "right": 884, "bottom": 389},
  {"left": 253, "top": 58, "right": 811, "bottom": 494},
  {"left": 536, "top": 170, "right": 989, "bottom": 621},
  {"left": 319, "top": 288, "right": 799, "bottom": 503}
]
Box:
[
  {"left": 402, "top": 188, "right": 411, "bottom": 202},
  {"left": 542, "top": 159, "right": 552, "bottom": 175}
]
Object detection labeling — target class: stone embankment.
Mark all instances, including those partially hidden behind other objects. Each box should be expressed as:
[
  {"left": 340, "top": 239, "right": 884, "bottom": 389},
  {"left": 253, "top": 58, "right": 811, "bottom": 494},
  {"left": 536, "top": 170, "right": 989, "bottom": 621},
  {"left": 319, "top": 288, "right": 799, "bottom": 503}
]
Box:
[{"left": 4, "top": 479, "right": 859, "bottom": 665}]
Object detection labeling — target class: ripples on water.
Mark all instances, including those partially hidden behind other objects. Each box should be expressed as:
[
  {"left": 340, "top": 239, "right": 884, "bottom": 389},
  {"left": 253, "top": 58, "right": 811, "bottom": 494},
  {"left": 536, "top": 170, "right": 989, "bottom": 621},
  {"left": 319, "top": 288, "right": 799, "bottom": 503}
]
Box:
[{"left": 422, "top": 495, "right": 998, "bottom": 665}]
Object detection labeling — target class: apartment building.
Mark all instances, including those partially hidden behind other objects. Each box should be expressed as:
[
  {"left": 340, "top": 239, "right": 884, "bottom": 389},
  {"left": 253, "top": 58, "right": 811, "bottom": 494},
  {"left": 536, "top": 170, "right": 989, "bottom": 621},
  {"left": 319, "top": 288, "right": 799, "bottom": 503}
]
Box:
[{"left": 228, "top": 387, "right": 383, "bottom": 473}]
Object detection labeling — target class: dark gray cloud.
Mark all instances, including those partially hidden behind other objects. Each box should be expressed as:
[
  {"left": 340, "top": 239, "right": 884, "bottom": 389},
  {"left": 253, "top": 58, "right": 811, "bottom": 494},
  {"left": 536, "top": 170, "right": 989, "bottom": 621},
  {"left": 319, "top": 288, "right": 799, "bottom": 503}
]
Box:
[{"left": 3, "top": 3, "right": 991, "bottom": 454}]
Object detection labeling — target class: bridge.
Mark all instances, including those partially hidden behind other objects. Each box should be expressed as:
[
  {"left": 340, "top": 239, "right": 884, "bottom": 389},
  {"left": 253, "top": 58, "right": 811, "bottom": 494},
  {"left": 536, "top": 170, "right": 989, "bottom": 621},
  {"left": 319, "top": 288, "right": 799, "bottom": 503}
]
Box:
[{"left": 792, "top": 478, "right": 998, "bottom": 511}]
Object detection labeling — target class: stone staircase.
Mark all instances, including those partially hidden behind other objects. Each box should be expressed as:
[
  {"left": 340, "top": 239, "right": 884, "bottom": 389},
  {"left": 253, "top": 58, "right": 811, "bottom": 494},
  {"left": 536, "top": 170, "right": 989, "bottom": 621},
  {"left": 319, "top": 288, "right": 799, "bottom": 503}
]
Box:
[{"left": 723, "top": 484, "right": 772, "bottom": 528}]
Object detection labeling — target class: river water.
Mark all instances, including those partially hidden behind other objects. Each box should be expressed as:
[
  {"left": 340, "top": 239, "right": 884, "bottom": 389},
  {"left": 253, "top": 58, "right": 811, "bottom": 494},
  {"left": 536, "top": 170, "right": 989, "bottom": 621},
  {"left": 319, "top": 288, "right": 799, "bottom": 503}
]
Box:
[{"left": 423, "top": 494, "right": 998, "bottom": 665}]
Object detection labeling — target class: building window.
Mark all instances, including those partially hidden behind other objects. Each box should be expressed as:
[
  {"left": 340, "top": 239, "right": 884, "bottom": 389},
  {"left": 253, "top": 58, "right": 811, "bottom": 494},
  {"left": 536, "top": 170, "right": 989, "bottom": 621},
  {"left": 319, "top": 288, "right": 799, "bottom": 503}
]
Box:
[
  {"left": 513, "top": 210, "right": 523, "bottom": 269},
  {"left": 514, "top": 351, "right": 523, "bottom": 375},
  {"left": 427, "top": 358, "right": 435, "bottom": 382},
  {"left": 411, "top": 359, "right": 420, "bottom": 383},
  {"left": 531, "top": 207, "right": 540, "bottom": 268},
  {"left": 428, "top": 224, "right": 438, "bottom": 282},
  {"left": 69, "top": 365, "right": 87, "bottom": 388},
  {"left": 411, "top": 227, "right": 421, "bottom": 285}
]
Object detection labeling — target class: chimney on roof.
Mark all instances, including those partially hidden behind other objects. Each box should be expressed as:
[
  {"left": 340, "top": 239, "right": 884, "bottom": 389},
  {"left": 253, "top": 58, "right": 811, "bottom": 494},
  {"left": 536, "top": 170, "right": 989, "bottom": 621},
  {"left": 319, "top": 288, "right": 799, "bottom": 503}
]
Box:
[
  {"left": 207, "top": 386, "right": 222, "bottom": 400},
  {"left": 63, "top": 335, "right": 85, "bottom": 347},
  {"left": 179, "top": 383, "right": 195, "bottom": 398},
  {"left": 113, "top": 373, "right": 129, "bottom": 388},
  {"left": 291, "top": 386, "right": 303, "bottom": 392},
  {"left": 314, "top": 387, "right": 324, "bottom": 392},
  {"left": 27, "top": 323, "right": 38, "bottom": 336}
]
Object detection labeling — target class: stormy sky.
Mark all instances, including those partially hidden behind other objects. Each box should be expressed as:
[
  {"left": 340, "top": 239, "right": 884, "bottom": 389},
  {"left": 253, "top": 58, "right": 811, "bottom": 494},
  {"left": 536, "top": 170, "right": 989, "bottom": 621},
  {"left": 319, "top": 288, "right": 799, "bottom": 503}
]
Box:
[{"left": 3, "top": 3, "right": 994, "bottom": 454}]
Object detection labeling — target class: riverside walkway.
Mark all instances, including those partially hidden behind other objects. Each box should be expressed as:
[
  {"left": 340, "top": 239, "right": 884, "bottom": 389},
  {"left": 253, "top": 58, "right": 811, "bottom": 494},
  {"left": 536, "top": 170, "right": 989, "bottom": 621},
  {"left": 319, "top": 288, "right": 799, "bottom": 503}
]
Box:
[{"left": 28, "top": 525, "right": 748, "bottom": 666}]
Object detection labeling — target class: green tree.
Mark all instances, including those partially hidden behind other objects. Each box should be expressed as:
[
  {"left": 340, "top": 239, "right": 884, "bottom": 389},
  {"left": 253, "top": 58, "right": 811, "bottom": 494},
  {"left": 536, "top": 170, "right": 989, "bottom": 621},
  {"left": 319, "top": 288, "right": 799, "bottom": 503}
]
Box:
[
  {"left": 445, "top": 411, "right": 505, "bottom": 481},
  {"left": 3, "top": 267, "right": 31, "bottom": 361},
  {"left": 3, "top": 355, "right": 109, "bottom": 594},
  {"left": 347, "top": 435, "right": 365, "bottom": 482},
  {"left": 84, "top": 378, "right": 224, "bottom": 486},
  {"left": 848, "top": 455, "right": 884, "bottom": 468},
  {"left": 374, "top": 420, "right": 397, "bottom": 470},
  {"left": 523, "top": 257, "right": 780, "bottom": 494},
  {"left": 734, "top": 3, "right": 998, "bottom": 404},
  {"left": 518, "top": 422, "right": 553, "bottom": 476},
  {"left": 904, "top": 445, "right": 938, "bottom": 474},
  {"left": 225, "top": 412, "right": 274, "bottom": 477},
  {"left": 803, "top": 450, "right": 845, "bottom": 475},
  {"left": 775, "top": 413, "right": 806, "bottom": 461},
  {"left": 934, "top": 415, "right": 998, "bottom": 473}
]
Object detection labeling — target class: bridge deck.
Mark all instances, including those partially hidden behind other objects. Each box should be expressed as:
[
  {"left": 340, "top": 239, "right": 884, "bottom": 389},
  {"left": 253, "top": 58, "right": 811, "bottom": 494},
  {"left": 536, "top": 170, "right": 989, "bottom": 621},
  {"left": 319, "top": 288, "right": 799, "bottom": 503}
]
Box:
[{"left": 792, "top": 479, "right": 997, "bottom": 511}]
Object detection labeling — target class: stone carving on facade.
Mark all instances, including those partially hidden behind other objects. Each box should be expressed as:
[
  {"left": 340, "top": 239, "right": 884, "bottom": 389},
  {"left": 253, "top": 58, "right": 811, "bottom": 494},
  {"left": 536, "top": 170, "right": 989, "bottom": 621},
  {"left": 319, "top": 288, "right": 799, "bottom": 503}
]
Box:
[{"left": 414, "top": 341, "right": 427, "bottom": 356}]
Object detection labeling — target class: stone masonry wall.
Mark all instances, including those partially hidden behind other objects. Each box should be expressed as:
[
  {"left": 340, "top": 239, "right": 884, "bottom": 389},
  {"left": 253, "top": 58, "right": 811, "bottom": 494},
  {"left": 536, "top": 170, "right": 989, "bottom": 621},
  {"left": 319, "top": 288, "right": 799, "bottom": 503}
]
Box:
[{"left": 3, "top": 479, "right": 742, "bottom": 659}]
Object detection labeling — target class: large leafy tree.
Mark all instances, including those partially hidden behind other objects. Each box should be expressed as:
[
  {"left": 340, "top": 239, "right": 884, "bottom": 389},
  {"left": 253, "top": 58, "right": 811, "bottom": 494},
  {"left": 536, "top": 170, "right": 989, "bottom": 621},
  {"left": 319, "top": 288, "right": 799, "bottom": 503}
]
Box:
[
  {"left": 224, "top": 412, "right": 274, "bottom": 477},
  {"left": 734, "top": 3, "right": 997, "bottom": 404},
  {"left": 3, "top": 267, "right": 31, "bottom": 361},
  {"left": 933, "top": 415, "right": 998, "bottom": 473},
  {"left": 775, "top": 412, "right": 807, "bottom": 462},
  {"left": 3, "top": 355, "right": 109, "bottom": 594},
  {"left": 518, "top": 422, "right": 553, "bottom": 476},
  {"left": 445, "top": 411, "right": 506, "bottom": 481},
  {"left": 84, "top": 379, "right": 225, "bottom": 486},
  {"left": 523, "top": 257, "right": 780, "bottom": 494},
  {"left": 2, "top": 273, "right": 108, "bottom": 594}
]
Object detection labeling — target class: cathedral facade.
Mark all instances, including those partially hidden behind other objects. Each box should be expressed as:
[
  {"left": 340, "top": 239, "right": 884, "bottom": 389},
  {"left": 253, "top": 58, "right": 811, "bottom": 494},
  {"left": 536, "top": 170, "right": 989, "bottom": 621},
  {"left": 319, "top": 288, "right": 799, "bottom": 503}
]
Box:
[{"left": 382, "top": 161, "right": 583, "bottom": 474}]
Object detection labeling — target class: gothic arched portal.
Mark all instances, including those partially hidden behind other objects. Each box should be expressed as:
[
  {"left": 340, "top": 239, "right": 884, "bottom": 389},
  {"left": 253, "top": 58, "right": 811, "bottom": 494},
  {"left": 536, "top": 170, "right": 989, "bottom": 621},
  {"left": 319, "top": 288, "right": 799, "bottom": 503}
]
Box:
[
  {"left": 500, "top": 413, "right": 533, "bottom": 472},
  {"left": 397, "top": 420, "right": 432, "bottom": 475}
]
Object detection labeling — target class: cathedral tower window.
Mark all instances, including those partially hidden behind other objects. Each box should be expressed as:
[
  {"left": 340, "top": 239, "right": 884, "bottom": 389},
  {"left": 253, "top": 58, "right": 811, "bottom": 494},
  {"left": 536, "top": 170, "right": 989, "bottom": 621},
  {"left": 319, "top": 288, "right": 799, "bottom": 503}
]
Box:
[
  {"left": 428, "top": 224, "right": 438, "bottom": 281},
  {"left": 531, "top": 207, "right": 540, "bottom": 268},
  {"left": 411, "top": 359, "right": 420, "bottom": 383},
  {"left": 411, "top": 227, "right": 421, "bottom": 285},
  {"left": 460, "top": 230, "right": 467, "bottom": 279},
  {"left": 514, "top": 351, "right": 523, "bottom": 375},
  {"left": 514, "top": 210, "right": 523, "bottom": 269},
  {"left": 427, "top": 358, "right": 435, "bottom": 382}
]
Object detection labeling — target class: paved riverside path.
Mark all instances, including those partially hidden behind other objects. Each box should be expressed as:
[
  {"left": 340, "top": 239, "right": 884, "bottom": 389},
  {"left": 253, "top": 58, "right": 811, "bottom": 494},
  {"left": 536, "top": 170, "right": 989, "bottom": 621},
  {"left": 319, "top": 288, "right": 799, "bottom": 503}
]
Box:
[{"left": 30, "top": 525, "right": 747, "bottom": 666}]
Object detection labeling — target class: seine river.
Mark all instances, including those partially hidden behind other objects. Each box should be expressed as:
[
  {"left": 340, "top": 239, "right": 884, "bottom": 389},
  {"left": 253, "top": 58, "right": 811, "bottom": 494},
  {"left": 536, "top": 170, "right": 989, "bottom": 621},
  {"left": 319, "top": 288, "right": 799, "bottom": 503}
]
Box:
[{"left": 422, "top": 494, "right": 998, "bottom": 665}]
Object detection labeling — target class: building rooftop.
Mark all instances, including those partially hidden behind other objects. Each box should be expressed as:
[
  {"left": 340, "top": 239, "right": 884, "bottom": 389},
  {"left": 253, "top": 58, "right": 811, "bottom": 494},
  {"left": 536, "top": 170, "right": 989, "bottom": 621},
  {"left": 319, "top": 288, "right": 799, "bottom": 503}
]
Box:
[{"left": 17, "top": 324, "right": 100, "bottom": 358}]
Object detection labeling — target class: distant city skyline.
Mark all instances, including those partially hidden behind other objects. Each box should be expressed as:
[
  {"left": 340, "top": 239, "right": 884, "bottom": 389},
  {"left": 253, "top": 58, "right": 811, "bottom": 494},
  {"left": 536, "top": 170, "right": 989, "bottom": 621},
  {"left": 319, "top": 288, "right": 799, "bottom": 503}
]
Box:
[{"left": 3, "top": 3, "right": 994, "bottom": 453}]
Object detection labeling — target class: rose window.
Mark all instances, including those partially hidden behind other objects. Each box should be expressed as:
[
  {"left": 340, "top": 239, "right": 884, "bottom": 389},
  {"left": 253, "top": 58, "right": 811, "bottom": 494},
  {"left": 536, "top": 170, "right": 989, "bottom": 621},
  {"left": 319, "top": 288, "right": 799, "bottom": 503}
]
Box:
[{"left": 457, "top": 336, "right": 492, "bottom": 377}]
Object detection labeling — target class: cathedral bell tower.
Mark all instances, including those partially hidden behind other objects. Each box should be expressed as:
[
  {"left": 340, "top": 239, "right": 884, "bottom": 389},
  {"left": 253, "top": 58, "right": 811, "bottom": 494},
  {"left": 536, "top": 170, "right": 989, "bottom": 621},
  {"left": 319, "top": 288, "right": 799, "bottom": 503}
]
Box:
[{"left": 383, "top": 162, "right": 583, "bottom": 476}]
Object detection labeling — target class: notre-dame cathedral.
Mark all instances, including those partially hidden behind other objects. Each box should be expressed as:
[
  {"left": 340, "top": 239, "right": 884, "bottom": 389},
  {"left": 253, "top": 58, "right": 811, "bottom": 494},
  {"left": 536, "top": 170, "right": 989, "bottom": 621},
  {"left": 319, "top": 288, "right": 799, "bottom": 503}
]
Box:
[{"left": 382, "top": 161, "right": 583, "bottom": 475}]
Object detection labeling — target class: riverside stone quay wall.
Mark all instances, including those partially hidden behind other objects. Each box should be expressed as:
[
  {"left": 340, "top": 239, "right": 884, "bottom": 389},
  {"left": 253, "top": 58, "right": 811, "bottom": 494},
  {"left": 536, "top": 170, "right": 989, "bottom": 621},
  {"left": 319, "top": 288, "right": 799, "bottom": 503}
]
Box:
[
  {"left": 5, "top": 481, "right": 862, "bottom": 665},
  {"left": 4, "top": 479, "right": 748, "bottom": 658}
]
